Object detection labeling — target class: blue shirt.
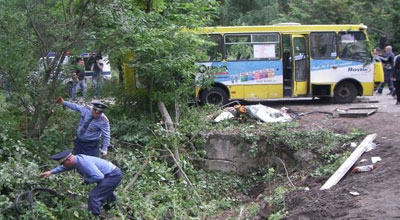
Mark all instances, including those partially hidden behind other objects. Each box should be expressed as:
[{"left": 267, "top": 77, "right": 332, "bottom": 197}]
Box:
[
  {"left": 51, "top": 154, "right": 117, "bottom": 183},
  {"left": 63, "top": 101, "right": 110, "bottom": 151}
]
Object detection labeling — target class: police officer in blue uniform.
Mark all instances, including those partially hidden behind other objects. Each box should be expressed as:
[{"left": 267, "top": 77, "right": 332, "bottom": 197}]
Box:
[
  {"left": 57, "top": 96, "right": 110, "bottom": 157},
  {"left": 40, "top": 149, "right": 122, "bottom": 216}
]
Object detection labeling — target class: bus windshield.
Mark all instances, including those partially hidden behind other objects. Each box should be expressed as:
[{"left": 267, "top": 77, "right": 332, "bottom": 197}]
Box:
[{"left": 338, "top": 32, "right": 370, "bottom": 62}]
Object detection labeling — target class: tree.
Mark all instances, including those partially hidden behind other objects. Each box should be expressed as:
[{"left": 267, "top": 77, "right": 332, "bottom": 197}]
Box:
[
  {"left": 217, "top": 0, "right": 400, "bottom": 51},
  {"left": 218, "top": 0, "right": 281, "bottom": 25},
  {"left": 0, "top": 0, "right": 109, "bottom": 138},
  {"left": 95, "top": 0, "right": 219, "bottom": 111}
]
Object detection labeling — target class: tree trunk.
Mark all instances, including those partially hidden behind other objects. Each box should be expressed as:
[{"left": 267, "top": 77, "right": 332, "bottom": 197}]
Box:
[
  {"left": 118, "top": 64, "right": 124, "bottom": 86},
  {"left": 157, "top": 101, "right": 183, "bottom": 179},
  {"left": 27, "top": 99, "right": 54, "bottom": 138}
]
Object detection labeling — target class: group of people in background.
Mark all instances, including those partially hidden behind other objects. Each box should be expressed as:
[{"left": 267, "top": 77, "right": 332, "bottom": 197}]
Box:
[
  {"left": 374, "top": 45, "right": 400, "bottom": 105},
  {"left": 71, "top": 52, "right": 104, "bottom": 101}
]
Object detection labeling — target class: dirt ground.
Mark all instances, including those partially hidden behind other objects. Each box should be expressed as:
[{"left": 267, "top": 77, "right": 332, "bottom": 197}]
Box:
[{"left": 267, "top": 89, "right": 400, "bottom": 220}]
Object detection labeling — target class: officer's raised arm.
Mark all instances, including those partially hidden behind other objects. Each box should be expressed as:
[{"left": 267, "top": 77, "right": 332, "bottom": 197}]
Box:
[{"left": 62, "top": 101, "right": 87, "bottom": 115}]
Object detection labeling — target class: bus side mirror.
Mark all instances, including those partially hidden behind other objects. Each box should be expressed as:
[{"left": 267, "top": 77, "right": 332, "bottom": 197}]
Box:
[{"left": 379, "top": 35, "right": 387, "bottom": 49}]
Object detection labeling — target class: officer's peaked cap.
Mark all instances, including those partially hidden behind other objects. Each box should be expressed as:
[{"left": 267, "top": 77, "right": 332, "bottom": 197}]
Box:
[
  {"left": 50, "top": 149, "right": 73, "bottom": 163},
  {"left": 91, "top": 102, "right": 108, "bottom": 112}
]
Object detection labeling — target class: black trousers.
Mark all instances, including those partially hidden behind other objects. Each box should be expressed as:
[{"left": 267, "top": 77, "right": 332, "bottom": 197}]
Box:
[
  {"left": 395, "top": 80, "right": 400, "bottom": 102},
  {"left": 88, "top": 168, "right": 122, "bottom": 215},
  {"left": 73, "top": 138, "right": 100, "bottom": 157}
]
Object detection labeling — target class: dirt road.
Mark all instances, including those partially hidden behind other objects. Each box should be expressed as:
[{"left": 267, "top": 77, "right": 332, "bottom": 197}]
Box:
[{"left": 276, "top": 89, "right": 400, "bottom": 219}]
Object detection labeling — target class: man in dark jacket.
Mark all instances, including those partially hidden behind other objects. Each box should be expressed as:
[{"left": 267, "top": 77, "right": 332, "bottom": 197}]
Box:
[
  {"left": 392, "top": 55, "right": 400, "bottom": 104},
  {"left": 376, "top": 46, "right": 395, "bottom": 95}
]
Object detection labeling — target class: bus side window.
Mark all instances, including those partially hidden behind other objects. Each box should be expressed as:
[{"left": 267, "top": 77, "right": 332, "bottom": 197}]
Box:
[
  {"left": 207, "top": 35, "right": 222, "bottom": 61},
  {"left": 198, "top": 34, "right": 222, "bottom": 62},
  {"left": 226, "top": 44, "right": 252, "bottom": 60},
  {"left": 225, "top": 33, "right": 280, "bottom": 61},
  {"left": 225, "top": 35, "right": 251, "bottom": 61},
  {"left": 310, "top": 32, "right": 337, "bottom": 59}
]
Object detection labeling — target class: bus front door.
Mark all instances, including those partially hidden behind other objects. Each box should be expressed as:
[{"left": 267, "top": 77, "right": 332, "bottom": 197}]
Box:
[{"left": 292, "top": 35, "right": 308, "bottom": 97}]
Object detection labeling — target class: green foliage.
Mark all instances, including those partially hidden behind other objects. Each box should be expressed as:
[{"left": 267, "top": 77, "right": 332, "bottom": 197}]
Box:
[
  {"left": 313, "top": 151, "right": 352, "bottom": 176},
  {"left": 0, "top": 94, "right": 370, "bottom": 219},
  {"left": 218, "top": 0, "right": 400, "bottom": 50},
  {"left": 1, "top": 0, "right": 384, "bottom": 219},
  {"left": 0, "top": 0, "right": 113, "bottom": 138},
  {"left": 218, "top": 0, "right": 281, "bottom": 25},
  {"left": 267, "top": 186, "right": 288, "bottom": 214},
  {"left": 94, "top": 0, "right": 219, "bottom": 110}
]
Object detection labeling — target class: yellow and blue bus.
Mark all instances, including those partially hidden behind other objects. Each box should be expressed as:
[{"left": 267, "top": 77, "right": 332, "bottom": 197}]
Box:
[{"left": 195, "top": 23, "right": 384, "bottom": 105}]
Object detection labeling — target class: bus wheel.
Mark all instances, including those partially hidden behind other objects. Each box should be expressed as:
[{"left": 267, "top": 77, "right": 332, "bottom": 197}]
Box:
[
  {"left": 200, "top": 87, "right": 228, "bottom": 105},
  {"left": 334, "top": 82, "right": 357, "bottom": 103}
]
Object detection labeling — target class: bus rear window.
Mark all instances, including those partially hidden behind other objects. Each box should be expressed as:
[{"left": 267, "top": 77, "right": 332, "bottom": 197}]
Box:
[{"left": 225, "top": 33, "right": 280, "bottom": 61}]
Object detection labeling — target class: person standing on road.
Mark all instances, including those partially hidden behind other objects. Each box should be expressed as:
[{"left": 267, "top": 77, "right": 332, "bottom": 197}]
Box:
[
  {"left": 376, "top": 46, "right": 395, "bottom": 95},
  {"left": 91, "top": 56, "right": 104, "bottom": 99},
  {"left": 40, "top": 149, "right": 122, "bottom": 216},
  {"left": 392, "top": 55, "right": 400, "bottom": 104},
  {"left": 57, "top": 96, "right": 110, "bottom": 157},
  {"left": 71, "top": 58, "right": 87, "bottom": 100}
]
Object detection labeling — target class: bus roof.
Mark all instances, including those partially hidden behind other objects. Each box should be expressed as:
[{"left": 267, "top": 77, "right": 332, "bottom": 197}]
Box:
[{"left": 196, "top": 24, "right": 368, "bottom": 34}]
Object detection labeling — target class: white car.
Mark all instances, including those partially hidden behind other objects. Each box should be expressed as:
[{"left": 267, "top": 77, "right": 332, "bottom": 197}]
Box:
[{"left": 39, "top": 52, "right": 112, "bottom": 97}]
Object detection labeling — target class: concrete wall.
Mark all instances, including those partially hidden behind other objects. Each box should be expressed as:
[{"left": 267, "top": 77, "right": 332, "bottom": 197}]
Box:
[
  {"left": 200, "top": 134, "right": 268, "bottom": 174},
  {"left": 198, "top": 133, "right": 307, "bottom": 174}
]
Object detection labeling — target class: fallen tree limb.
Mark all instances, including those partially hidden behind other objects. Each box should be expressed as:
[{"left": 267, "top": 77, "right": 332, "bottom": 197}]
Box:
[
  {"left": 157, "top": 101, "right": 183, "bottom": 179},
  {"left": 150, "top": 130, "right": 202, "bottom": 204},
  {"left": 123, "top": 159, "right": 149, "bottom": 193},
  {"left": 277, "top": 158, "right": 296, "bottom": 188},
  {"left": 320, "top": 133, "right": 377, "bottom": 190}
]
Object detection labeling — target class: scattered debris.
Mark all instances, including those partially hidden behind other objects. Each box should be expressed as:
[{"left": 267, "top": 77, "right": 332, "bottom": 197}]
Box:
[
  {"left": 360, "top": 159, "right": 367, "bottom": 163},
  {"left": 338, "top": 107, "right": 378, "bottom": 118},
  {"left": 214, "top": 104, "right": 293, "bottom": 123},
  {"left": 244, "top": 104, "right": 292, "bottom": 123},
  {"left": 214, "top": 112, "right": 235, "bottom": 122},
  {"left": 292, "top": 110, "right": 334, "bottom": 120},
  {"left": 320, "top": 133, "right": 377, "bottom": 190},
  {"left": 349, "top": 191, "right": 360, "bottom": 196},
  {"left": 352, "top": 164, "right": 377, "bottom": 173},
  {"left": 371, "top": 156, "right": 382, "bottom": 164},
  {"left": 298, "top": 111, "right": 334, "bottom": 117},
  {"left": 365, "top": 142, "right": 377, "bottom": 152},
  {"left": 354, "top": 97, "right": 379, "bottom": 103},
  {"left": 350, "top": 142, "right": 357, "bottom": 148}
]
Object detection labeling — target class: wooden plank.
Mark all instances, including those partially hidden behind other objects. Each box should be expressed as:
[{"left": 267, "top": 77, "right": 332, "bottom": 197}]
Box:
[
  {"left": 349, "top": 107, "right": 378, "bottom": 110},
  {"left": 320, "top": 133, "right": 377, "bottom": 190},
  {"left": 353, "top": 98, "right": 379, "bottom": 103},
  {"left": 338, "top": 109, "right": 377, "bottom": 118}
]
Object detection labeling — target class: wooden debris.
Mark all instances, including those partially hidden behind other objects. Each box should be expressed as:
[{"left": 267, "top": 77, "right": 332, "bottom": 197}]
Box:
[
  {"left": 338, "top": 107, "right": 378, "bottom": 118},
  {"left": 320, "top": 133, "right": 377, "bottom": 190},
  {"left": 354, "top": 97, "right": 379, "bottom": 103}
]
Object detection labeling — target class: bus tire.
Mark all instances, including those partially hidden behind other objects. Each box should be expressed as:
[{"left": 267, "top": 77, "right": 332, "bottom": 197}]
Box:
[
  {"left": 200, "top": 87, "right": 228, "bottom": 105},
  {"left": 333, "top": 82, "right": 357, "bottom": 103}
]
